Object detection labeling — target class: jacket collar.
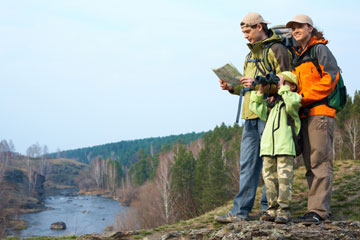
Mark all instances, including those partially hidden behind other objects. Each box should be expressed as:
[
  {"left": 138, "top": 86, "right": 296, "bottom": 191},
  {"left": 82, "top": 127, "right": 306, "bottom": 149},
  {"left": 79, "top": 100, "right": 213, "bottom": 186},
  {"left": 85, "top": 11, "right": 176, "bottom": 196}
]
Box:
[{"left": 295, "top": 36, "right": 328, "bottom": 56}]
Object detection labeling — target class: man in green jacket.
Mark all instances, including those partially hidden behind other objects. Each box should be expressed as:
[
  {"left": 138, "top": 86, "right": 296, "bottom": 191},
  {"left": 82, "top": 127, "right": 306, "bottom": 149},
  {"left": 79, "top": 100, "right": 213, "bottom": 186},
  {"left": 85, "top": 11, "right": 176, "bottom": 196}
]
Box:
[
  {"left": 250, "top": 71, "right": 301, "bottom": 223},
  {"left": 215, "top": 12, "right": 292, "bottom": 223}
]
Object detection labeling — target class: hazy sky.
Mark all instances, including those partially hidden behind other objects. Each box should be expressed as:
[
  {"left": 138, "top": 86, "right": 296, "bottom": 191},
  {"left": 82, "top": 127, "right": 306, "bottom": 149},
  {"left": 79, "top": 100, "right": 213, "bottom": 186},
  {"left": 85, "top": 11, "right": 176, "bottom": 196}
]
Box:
[{"left": 1, "top": 0, "right": 359, "bottom": 154}]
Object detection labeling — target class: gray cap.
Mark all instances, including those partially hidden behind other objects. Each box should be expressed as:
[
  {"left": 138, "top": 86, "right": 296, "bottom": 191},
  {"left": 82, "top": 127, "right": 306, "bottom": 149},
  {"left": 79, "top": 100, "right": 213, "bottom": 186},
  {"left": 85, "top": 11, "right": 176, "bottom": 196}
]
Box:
[
  {"left": 241, "top": 12, "right": 271, "bottom": 26},
  {"left": 286, "top": 14, "right": 313, "bottom": 28}
]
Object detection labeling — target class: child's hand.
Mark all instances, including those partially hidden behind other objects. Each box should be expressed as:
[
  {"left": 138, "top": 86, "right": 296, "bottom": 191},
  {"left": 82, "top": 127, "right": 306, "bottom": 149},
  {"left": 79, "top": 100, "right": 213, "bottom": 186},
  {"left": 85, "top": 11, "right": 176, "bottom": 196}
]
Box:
[
  {"left": 267, "top": 96, "right": 275, "bottom": 103},
  {"left": 257, "top": 83, "right": 266, "bottom": 94},
  {"left": 277, "top": 74, "right": 285, "bottom": 87}
]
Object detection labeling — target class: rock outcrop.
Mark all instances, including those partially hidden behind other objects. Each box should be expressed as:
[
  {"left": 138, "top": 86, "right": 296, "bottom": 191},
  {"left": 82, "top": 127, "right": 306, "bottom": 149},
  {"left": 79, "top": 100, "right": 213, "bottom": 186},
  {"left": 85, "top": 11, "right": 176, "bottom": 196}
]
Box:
[{"left": 76, "top": 220, "right": 360, "bottom": 239}]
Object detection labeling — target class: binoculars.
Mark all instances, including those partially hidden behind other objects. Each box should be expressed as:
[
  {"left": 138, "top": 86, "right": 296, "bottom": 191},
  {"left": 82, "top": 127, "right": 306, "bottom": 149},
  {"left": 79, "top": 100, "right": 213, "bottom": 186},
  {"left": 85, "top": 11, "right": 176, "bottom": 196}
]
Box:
[{"left": 252, "top": 72, "right": 280, "bottom": 87}]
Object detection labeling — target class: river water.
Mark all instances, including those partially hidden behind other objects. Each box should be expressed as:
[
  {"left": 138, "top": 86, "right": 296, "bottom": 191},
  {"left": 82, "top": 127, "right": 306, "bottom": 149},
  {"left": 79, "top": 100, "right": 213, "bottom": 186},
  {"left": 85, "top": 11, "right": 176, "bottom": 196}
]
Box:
[{"left": 10, "top": 189, "right": 128, "bottom": 237}]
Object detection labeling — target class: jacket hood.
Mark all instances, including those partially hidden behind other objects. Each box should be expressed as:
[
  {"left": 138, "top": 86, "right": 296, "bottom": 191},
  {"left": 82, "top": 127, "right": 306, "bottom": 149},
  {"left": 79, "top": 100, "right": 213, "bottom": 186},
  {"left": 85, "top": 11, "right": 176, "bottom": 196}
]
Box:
[{"left": 246, "top": 29, "right": 282, "bottom": 53}]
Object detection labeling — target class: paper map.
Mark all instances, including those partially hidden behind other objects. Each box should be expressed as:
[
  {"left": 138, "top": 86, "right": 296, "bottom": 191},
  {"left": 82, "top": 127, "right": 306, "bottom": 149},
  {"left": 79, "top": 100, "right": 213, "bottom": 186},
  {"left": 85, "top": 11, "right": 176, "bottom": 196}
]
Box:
[{"left": 212, "top": 62, "right": 243, "bottom": 87}]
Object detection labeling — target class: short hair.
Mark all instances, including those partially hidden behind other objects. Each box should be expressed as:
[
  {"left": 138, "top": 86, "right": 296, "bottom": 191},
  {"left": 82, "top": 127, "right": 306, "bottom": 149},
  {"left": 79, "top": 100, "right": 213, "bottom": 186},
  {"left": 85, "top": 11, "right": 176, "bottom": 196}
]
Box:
[{"left": 241, "top": 22, "right": 269, "bottom": 35}]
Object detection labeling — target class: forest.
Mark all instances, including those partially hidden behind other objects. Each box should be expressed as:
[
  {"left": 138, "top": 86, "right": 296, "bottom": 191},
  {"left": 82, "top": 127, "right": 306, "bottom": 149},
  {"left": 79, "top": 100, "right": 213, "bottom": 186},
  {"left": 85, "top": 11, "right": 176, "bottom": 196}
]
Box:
[{"left": 1, "top": 91, "right": 359, "bottom": 232}]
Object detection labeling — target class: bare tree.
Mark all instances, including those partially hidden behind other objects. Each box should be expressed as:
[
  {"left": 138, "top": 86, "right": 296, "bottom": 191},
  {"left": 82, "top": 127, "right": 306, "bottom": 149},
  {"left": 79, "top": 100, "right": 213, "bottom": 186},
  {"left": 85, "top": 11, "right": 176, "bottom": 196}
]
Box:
[
  {"left": 26, "top": 143, "right": 41, "bottom": 158},
  {"left": 333, "top": 125, "right": 344, "bottom": 160},
  {"left": 345, "top": 116, "right": 359, "bottom": 160},
  {"left": 155, "top": 151, "right": 175, "bottom": 224},
  {"left": 0, "top": 140, "right": 10, "bottom": 185},
  {"left": 107, "top": 159, "right": 117, "bottom": 192},
  {"left": 92, "top": 157, "right": 105, "bottom": 188},
  {"left": 40, "top": 145, "right": 51, "bottom": 178},
  {"left": 56, "top": 147, "right": 61, "bottom": 158},
  {"left": 86, "top": 151, "right": 92, "bottom": 163},
  {"left": 25, "top": 143, "right": 42, "bottom": 195},
  {"left": 8, "top": 139, "right": 15, "bottom": 158}
]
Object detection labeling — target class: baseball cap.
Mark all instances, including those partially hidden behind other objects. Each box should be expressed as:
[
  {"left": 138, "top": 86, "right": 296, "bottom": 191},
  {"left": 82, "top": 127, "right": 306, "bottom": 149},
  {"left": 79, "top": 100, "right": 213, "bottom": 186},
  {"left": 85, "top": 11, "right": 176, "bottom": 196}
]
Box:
[
  {"left": 286, "top": 14, "right": 313, "bottom": 28},
  {"left": 241, "top": 12, "right": 271, "bottom": 26}
]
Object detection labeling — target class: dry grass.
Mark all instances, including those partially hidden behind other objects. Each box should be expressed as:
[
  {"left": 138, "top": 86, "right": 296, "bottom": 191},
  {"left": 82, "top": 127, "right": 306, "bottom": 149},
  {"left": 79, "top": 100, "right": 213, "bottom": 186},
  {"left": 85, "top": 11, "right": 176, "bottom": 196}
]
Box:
[
  {"left": 150, "top": 159, "right": 360, "bottom": 234},
  {"left": 49, "top": 158, "right": 88, "bottom": 166}
]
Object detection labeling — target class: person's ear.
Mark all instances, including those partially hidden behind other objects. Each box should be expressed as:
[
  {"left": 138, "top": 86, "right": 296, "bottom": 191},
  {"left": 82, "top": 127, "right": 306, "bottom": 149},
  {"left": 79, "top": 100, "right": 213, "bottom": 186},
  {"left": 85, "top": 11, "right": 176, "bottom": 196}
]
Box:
[{"left": 308, "top": 25, "right": 313, "bottom": 34}]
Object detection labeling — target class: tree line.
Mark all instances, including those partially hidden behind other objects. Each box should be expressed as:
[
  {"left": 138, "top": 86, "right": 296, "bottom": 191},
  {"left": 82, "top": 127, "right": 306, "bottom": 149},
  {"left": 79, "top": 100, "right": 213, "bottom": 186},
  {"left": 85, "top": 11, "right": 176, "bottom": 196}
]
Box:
[{"left": 48, "top": 132, "right": 205, "bottom": 165}]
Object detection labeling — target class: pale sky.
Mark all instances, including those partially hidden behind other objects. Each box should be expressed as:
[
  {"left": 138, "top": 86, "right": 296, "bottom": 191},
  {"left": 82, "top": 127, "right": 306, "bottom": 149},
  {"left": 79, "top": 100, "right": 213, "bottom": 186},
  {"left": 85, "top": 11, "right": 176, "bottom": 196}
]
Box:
[{"left": 1, "top": 0, "right": 359, "bottom": 154}]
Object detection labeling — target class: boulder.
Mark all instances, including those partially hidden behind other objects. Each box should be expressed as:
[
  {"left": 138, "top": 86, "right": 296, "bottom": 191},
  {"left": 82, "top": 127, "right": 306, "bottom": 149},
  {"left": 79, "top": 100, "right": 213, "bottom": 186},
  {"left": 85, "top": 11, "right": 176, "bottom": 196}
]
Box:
[{"left": 50, "top": 221, "right": 66, "bottom": 230}]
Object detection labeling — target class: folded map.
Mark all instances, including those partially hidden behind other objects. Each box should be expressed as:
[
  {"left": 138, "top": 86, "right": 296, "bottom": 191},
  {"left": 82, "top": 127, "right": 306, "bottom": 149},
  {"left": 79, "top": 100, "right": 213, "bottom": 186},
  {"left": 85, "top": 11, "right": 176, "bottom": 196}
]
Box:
[{"left": 212, "top": 62, "right": 243, "bottom": 87}]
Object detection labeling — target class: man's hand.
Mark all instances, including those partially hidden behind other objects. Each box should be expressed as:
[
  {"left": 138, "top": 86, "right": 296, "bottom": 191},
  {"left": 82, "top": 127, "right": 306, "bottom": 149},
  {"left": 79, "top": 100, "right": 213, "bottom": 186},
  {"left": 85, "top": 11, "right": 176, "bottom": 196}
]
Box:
[
  {"left": 240, "top": 77, "right": 254, "bottom": 88},
  {"left": 219, "top": 79, "right": 233, "bottom": 91}
]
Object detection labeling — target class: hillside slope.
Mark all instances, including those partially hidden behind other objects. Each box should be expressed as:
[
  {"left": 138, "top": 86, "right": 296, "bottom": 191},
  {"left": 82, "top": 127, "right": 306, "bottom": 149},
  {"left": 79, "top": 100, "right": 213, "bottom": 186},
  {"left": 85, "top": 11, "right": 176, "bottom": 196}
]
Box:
[
  {"left": 6, "top": 160, "right": 360, "bottom": 239},
  {"left": 49, "top": 132, "right": 205, "bottom": 165}
]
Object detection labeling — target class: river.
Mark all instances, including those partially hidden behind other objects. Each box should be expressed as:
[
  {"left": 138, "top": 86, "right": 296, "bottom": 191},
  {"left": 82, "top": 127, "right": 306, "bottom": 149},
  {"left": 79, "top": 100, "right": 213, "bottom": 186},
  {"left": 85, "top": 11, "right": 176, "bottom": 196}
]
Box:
[{"left": 10, "top": 189, "right": 129, "bottom": 237}]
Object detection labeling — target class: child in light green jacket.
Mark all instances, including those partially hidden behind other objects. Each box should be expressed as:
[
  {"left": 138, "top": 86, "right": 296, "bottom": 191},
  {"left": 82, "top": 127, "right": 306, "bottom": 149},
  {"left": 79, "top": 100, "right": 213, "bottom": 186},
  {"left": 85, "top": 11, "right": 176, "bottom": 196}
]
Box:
[{"left": 250, "top": 71, "right": 301, "bottom": 224}]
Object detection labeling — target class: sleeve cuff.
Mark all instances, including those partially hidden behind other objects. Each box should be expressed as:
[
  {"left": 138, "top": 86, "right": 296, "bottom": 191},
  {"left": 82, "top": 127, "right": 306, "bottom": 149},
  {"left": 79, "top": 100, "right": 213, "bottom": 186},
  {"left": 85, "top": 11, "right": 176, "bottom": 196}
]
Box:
[
  {"left": 278, "top": 85, "right": 291, "bottom": 95},
  {"left": 250, "top": 91, "right": 264, "bottom": 102}
]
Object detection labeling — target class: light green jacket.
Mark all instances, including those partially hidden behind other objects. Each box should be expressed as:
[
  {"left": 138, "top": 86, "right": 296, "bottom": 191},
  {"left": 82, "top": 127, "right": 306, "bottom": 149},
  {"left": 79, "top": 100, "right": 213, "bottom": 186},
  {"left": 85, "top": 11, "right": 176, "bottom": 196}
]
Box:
[
  {"left": 250, "top": 85, "right": 301, "bottom": 156},
  {"left": 231, "top": 30, "right": 292, "bottom": 120}
]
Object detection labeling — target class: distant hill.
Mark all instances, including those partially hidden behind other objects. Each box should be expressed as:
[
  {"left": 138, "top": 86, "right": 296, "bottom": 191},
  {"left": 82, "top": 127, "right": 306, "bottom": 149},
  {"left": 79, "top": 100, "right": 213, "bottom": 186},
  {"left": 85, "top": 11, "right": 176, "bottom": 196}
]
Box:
[{"left": 48, "top": 132, "right": 206, "bottom": 165}]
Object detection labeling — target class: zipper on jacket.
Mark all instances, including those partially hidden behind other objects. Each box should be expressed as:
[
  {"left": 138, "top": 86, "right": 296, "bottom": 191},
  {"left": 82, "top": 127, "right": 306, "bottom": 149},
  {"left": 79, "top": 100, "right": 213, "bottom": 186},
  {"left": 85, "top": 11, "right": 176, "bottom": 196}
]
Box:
[
  {"left": 272, "top": 103, "right": 285, "bottom": 155},
  {"left": 271, "top": 105, "right": 278, "bottom": 155}
]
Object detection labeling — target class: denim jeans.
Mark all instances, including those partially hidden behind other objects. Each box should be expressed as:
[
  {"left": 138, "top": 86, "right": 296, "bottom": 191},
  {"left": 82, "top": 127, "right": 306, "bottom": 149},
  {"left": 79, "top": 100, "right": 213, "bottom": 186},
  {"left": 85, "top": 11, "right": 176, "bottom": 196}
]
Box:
[{"left": 230, "top": 118, "right": 268, "bottom": 219}]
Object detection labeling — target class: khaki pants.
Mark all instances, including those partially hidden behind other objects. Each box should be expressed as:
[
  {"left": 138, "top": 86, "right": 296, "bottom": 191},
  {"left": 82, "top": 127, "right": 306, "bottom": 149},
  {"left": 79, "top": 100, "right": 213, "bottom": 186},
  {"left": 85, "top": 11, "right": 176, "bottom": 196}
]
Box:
[
  {"left": 262, "top": 155, "right": 294, "bottom": 219},
  {"left": 301, "top": 115, "right": 335, "bottom": 218}
]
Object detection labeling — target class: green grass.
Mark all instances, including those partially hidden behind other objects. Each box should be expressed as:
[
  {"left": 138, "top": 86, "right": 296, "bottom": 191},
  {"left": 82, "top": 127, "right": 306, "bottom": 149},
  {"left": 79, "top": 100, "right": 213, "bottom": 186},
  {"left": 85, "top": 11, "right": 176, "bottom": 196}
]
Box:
[{"left": 139, "top": 229, "right": 152, "bottom": 235}]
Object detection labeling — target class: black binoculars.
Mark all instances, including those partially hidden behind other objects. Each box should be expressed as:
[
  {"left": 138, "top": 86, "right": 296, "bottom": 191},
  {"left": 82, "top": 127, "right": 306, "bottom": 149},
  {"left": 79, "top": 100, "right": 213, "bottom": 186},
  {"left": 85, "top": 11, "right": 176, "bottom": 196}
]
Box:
[{"left": 252, "top": 72, "right": 280, "bottom": 87}]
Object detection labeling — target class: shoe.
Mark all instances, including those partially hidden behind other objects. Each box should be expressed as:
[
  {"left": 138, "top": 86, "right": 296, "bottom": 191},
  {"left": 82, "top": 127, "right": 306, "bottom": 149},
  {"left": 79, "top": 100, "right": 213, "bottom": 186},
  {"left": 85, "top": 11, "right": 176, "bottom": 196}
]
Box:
[
  {"left": 260, "top": 212, "right": 275, "bottom": 222},
  {"left": 214, "top": 213, "right": 246, "bottom": 223},
  {"left": 275, "top": 217, "right": 289, "bottom": 224},
  {"left": 293, "top": 212, "right": 323, "bottom": 224}
]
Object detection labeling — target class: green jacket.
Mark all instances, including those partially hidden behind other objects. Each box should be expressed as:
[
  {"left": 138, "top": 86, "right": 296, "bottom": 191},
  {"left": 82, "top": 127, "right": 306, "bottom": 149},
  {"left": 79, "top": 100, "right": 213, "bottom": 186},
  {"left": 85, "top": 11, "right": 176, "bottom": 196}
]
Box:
[
  {"left": 231, "top": 30, "right": 292, "bottom": 120},
  {"left": 249, "top": 85, "right": 301, "bottom": 157}
]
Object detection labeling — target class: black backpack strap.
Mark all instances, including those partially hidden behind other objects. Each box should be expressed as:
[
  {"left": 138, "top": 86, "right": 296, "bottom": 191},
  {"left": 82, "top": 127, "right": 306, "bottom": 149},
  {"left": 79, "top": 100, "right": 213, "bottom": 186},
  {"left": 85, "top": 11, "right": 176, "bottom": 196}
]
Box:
[
  {"left": 264, "top": 41, "right": 284, "bottom": 73},
  {"left": 246, "top": 42, "right": 279, "bottom": 77},
  {"left": 287, "top": 111, "right": 303, "bottom": 156},
  {"left": 293, "top": 44, "right": 322, "bottom": 73},
  {"left": 244, "top": 52, "right": 252, "bottom": 69}
]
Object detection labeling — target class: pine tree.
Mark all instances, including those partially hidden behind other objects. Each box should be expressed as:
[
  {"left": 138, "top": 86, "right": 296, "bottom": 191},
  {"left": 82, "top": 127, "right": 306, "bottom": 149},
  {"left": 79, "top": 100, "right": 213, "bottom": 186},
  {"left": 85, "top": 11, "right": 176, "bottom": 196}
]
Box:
[{"left": 171, "top": 146, "right": 198, "bottom": 218}]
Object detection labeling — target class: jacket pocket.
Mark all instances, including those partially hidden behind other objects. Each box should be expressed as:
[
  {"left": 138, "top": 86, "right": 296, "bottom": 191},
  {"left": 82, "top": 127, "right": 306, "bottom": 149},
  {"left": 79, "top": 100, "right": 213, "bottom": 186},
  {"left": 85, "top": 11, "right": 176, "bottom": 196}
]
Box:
[{"left": 315, "top": 116, "right": 327, "bottom": 130}]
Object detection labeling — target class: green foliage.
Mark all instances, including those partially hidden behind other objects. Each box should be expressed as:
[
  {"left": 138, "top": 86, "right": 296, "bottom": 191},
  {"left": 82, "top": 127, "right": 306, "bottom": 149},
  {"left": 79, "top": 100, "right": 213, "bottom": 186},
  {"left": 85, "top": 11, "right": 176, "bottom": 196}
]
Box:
[
  {"left": 129, "top": 149, "right": 154, "bottom": 185},
  {"left": 193, "top": 123, "right": 242, "bottom": 213},
  {"left": 49, "top": 132, "right": 205, "bottom": 166},
  {"left": 171, "top": 145, "right": 198, "bottom": 218}
]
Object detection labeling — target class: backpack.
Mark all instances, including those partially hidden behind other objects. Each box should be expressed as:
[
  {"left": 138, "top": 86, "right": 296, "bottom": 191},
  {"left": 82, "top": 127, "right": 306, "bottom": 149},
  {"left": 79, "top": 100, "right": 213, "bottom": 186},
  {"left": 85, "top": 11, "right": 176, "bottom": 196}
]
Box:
[
  {"left": 271, "top": 25, "right": 296, "bottom": 49},
  {"left": 298, "top": 44, "right": 347, "bottom": 114},
  {"left": 245, "top": 25, "right": 295, "bottom": 76}
]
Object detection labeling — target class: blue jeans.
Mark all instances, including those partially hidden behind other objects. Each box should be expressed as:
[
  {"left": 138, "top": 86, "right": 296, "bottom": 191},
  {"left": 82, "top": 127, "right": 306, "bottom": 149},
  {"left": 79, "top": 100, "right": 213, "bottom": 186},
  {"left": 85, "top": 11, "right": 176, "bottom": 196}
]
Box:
[{"left": 230, "top": 118, "right": 268, "bottom": 219}]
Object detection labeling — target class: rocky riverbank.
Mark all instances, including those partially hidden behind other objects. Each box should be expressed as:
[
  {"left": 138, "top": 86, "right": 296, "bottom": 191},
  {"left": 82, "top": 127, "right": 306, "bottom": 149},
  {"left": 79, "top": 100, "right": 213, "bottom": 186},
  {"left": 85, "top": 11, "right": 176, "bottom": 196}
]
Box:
[{"left": 22, "top": 219, "right": 359, "bottom": 239}]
